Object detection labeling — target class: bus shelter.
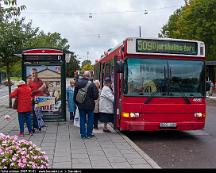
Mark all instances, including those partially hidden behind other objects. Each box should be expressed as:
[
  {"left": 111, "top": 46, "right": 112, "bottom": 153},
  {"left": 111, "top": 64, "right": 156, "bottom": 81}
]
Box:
[
  {"left": 206, "top": 61, "right": 216, "bottom": 85},
  {"left": 17, "top": 48, "right": 71, "bottom": 122}
]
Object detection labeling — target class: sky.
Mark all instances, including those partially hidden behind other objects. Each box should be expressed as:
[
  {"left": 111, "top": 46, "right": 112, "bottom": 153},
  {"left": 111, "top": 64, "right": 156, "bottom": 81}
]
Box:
[{"left": 17, "top": 0, "right": 185, "bottom": 64}]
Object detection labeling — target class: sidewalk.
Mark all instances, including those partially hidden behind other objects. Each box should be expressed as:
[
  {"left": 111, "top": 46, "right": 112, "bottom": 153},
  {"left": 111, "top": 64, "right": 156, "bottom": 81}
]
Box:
[{"left": 0, "top": 103, "right": 160, "bottom": 169}]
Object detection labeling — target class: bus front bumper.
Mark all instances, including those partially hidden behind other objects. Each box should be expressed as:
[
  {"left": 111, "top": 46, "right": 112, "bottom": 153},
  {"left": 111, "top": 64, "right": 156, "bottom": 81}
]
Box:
[{"left": 120, "top": 121, "right": 205, "bottom": 131}]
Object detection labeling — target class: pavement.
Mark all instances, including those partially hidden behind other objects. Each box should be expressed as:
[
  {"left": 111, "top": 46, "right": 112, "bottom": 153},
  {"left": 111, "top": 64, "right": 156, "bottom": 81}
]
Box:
[{"left": 0, "top": 96, "right": 160, "bottom": 169}]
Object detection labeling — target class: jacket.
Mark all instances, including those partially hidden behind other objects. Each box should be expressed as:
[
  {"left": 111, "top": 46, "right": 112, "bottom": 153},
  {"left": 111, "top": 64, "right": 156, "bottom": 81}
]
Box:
[
  {"left": 74, "top": 78, "right": 99, "bottom": 111},
  {"left": 66, "top": 86, "right": 76, "bottom": 112},
  {"left": 10, "top": 84, "right": 32, "bottom": 113},
  {"left": 99, "top": 85, "right": 114, "bottom": 114}
]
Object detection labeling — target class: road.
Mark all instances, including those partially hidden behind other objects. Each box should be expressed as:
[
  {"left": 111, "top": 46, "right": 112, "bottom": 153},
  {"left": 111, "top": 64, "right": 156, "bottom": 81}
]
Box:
[{"left": 125, "top": 105, "right": 216, "bottom": 168}]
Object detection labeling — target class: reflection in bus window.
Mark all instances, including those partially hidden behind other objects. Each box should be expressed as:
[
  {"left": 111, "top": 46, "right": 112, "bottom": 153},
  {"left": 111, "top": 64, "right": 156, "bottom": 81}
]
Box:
[{"left": 125, "top": 58, "right": 204, "bottom": 97}]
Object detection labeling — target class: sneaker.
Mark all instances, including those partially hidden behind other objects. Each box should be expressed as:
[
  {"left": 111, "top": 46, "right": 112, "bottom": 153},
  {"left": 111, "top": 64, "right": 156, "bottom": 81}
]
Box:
[
  {"left": 29, "top": 132, "right": 33, "bottom": 136},
  {"left": 87, "top": 134, "right": 95, "bottom": 139},
  {"left": 103, "top": 129, "right": 111, "bottom": 133},
  {"left": 19, "top": 132, "right": 24, "bottom": 137}
]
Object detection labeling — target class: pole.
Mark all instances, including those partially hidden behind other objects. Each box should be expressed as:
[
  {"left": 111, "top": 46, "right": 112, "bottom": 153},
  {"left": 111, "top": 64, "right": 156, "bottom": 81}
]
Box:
[{"left": 139, "top": 26, "right": 142, "bottom": 37}]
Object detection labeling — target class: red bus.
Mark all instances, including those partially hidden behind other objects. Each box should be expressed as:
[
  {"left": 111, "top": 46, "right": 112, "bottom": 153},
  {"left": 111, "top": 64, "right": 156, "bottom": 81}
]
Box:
[{"left": 94, "top": 37, "right": 206, "bottom": 131}]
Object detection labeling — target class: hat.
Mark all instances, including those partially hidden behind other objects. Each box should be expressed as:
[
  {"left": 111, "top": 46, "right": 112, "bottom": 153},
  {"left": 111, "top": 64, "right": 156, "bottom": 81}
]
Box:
[
  {"left": 104, "top": 77, "right": 112, "bottom": 83},
  {"left": 17, "top": 80, "right": 26, "bottom": 86}
]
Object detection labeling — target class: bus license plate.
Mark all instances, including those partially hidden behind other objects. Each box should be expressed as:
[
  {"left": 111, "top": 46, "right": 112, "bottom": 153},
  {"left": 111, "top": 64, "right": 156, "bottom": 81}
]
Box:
[{"left": 160, "top": 122, "right": 176, "bottom": 128}]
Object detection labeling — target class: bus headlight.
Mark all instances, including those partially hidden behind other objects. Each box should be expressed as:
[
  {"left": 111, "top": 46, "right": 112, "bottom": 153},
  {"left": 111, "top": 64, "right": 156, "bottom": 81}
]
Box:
[
  {"left": 122, "top": 112, "right": 140, "bottom": 118},
  {"left": 194, "top": 112, "right": 206, "bottom": 118},
  {"left": 130, "top": 112, "right": 140, "bottom": 118}
]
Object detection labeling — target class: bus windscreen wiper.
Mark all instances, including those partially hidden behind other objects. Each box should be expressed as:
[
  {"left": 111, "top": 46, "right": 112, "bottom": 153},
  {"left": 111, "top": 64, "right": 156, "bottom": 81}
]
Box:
[
  {"left": 171, "top": 81, "right": 191, "bottom": 104},
  {"left": 144, "top": 91, "right": 158, "bottom": 104}
]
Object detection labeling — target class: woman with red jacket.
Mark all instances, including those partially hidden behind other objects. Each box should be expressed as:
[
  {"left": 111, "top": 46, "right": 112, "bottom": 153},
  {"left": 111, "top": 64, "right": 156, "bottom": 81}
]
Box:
[{"left": 10, "top": 80, "right": 33, "bottom": 137}]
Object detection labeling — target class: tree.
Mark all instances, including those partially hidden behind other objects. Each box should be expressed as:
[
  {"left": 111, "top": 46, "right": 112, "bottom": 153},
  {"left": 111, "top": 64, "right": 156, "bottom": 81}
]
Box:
[
  {"left": 159, "top": 0, "right": 216, "bottom": 61},
  {"left": 82, "top": 60, "right": 92, "bottom": 67},
  {"left": 66, "top": 53, "right": 80, "bottom": 77},
  {"left": 81, "top": 63, "right": 94, "bottom": 71},
  {"left": 26, "top": 31, "right": 70, "bottom": 51},
  {"left": 0, "top": 0, "right": 38, "bottom": 107}
]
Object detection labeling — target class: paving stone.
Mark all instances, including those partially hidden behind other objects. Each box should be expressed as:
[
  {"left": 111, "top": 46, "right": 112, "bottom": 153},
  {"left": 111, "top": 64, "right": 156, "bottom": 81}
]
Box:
[
  {"left": 52, "top": 162, "right": 71, "bottom": 168},
  {"left": 71, "top": 153, "right": 89, "bottom": 159},
  {"left": 54, "top": 152, "right": 71, "bottom": 157},
  {"left": 72, "top": 158, "right": 91, "bottom": 164},
  {"left": 53, "top": 156, "right": 71, "bottom": 163},
  {"left": 123, "top": 153, "right": 142, "bottom": 159},
  {"left": 43, "top": 149, "right": 55, "bottom": 155},
  {"left": 131, "top": 164, "right": 152, "bottom": 168},
  {"left": 72, "top": 163, "right": 92, "bottom": 168},
  {"left": 107, "top": 156, "right": 127, "bottom": 163},
  {"left": 126, "top": 158, "right": 148, "bottom": 165},
  {"left": 119, "top": 149, "right": 136, "bottom": 154},
  {"left": 91, "top": 162, "right": 112, "bottom": 168},
  {"left": 88, "top": 155, "right": 108, "bottom": 161},
  {"left": 111, "top": 162, "right": 132, "bottom": 168},
  {"left": 41, "top": 142, "right": 56, "bottom": 147},
  {"left": 71, "top": 149, "right": 88, "bottom": 154}
]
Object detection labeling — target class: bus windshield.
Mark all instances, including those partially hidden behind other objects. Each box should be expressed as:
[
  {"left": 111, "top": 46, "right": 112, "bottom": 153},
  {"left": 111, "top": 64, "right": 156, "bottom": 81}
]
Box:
[{"left": 124, "top": 58, "right": 205, "bottom": 97}]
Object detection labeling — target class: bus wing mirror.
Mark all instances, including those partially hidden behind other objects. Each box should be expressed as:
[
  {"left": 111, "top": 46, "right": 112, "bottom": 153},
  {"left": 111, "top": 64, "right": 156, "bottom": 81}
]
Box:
[{"left": 116, "top": 60, "right": 124, "bottom": 73}]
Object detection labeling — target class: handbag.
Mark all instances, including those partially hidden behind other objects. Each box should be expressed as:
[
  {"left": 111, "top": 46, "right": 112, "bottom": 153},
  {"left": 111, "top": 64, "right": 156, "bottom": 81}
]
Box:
[
  {"left": 13, "top": 98, "right": 18, "bottom": 109},
  {"left": 73, "top": 108, "right": 80, "bottom": 127}
]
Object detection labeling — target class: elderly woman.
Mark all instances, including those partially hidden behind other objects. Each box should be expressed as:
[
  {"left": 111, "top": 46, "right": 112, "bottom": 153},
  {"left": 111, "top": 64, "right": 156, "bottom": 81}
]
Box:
[
  {"left": 99, "top": 77, "right": 114, "bottom": 132},
  {"left": 93, "top": 80, "right": 101, "bottom": 129},
  {"left": 66, "top": 79, "right": 76, "bottom": 121},
  {"left": 10, "top": 80, "right": 33, "bottom": 137}
]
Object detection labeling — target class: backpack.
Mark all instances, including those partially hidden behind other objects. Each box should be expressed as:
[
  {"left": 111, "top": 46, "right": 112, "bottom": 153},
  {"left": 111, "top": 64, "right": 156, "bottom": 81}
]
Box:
[{"left": 76, "top": 81, "right": 91, "bottom": 104}]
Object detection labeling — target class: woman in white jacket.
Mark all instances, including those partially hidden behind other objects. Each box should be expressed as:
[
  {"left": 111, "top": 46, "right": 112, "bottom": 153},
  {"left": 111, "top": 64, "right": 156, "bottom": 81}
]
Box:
[{"left": 99, "top": 77, "right": 114, "bottom": 132}]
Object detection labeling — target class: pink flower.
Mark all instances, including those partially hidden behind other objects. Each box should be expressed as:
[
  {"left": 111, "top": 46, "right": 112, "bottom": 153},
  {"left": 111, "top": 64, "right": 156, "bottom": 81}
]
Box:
[{"left": 12, "top": 156, "right": 17, "bottom": 161}]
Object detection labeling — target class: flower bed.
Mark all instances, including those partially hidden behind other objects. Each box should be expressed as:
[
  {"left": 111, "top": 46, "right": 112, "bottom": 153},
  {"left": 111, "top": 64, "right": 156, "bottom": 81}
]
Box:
[{"left": 0, "top": 133, "right": 49, "bottom": 169}]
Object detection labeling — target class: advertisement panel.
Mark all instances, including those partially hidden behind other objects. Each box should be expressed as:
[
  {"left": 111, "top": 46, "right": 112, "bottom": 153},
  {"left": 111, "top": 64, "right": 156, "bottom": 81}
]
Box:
[{"left": 26, "top": 65, "right": 62, "bottom": 116}]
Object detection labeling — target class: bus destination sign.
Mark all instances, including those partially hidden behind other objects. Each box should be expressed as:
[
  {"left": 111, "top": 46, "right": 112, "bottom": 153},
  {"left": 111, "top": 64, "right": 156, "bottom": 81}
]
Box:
[
  {"left": 136, "top": 39, "right": 198, "bottom": 55},
  {"left": 24, "top": 55, "right": 62, "bottom": 62}
]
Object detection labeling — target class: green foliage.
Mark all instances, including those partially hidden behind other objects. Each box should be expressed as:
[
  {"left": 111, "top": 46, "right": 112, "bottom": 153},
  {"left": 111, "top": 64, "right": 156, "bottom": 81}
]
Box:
[
  {"left": 26, "top": 31, "right": 70, "bottom": 51},
  {"left": 159, "top": 0, "right": 216, "bottom": 61},
  {"left": 0, "top": 0, "right": 26, "bottom": 21},
  {"left": 82, "top": 60, "right": 91, "bottom": 67},
  {"left": 81, "top": 63, "right": 93, "bottom": 72},
  {"left": 66, "top": 54, "right": 80, "bottom": 77}
]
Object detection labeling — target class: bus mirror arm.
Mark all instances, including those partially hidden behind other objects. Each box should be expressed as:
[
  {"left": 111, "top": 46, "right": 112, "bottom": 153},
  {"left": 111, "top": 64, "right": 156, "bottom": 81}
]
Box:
[{"left": 116, "top": 60, "right": 124, "bottom": 73}]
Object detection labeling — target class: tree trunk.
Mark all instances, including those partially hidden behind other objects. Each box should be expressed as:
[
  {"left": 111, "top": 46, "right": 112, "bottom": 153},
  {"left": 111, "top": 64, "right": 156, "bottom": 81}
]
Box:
[{"left": 6, "top": 64, "right": 12, "bottom": 108}]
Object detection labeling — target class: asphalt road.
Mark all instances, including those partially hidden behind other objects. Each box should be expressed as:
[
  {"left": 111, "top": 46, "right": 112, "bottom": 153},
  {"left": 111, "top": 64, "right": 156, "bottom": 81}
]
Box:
[{"left": 125, "top": 105, "right": 216, "bottom": 168}]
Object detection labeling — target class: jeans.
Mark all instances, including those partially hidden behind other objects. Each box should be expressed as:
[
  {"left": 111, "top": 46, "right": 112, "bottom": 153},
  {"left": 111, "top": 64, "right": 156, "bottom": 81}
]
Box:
[
  {"left": 79, "top": 109, "right": 94, "bottom": 137},
  {"left": 18, "top": 112, "right": 32, "bottom": 133}
]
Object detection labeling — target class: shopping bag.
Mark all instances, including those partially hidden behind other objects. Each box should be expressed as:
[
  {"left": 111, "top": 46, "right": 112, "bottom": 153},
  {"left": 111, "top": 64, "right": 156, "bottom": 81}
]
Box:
[
  {"left": 34, "top": 106, "right": 45, "bottom": 129},
  {"left": 73, "top": 108, "right": 80, "bottom": 127},
  {"left": 13, "top": 98, "right": 18, "bottom": 109}
]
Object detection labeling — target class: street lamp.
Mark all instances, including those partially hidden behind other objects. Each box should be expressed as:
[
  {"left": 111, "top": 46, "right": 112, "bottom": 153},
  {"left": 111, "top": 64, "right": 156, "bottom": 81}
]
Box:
[{"left": 139, "top": 10, "right": 148, "bottom": 37}]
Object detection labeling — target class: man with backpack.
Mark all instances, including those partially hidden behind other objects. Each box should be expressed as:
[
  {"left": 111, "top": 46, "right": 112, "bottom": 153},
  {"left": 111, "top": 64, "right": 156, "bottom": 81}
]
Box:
[{"left": 74, "top": 71, "right": 99, "bottom": 139}]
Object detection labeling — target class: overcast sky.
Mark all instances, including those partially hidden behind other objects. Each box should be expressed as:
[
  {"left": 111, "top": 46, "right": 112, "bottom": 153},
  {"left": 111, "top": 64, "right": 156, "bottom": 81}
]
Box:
[{"left": 17, "top": 0, "right": 185, "bottom": 63}]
